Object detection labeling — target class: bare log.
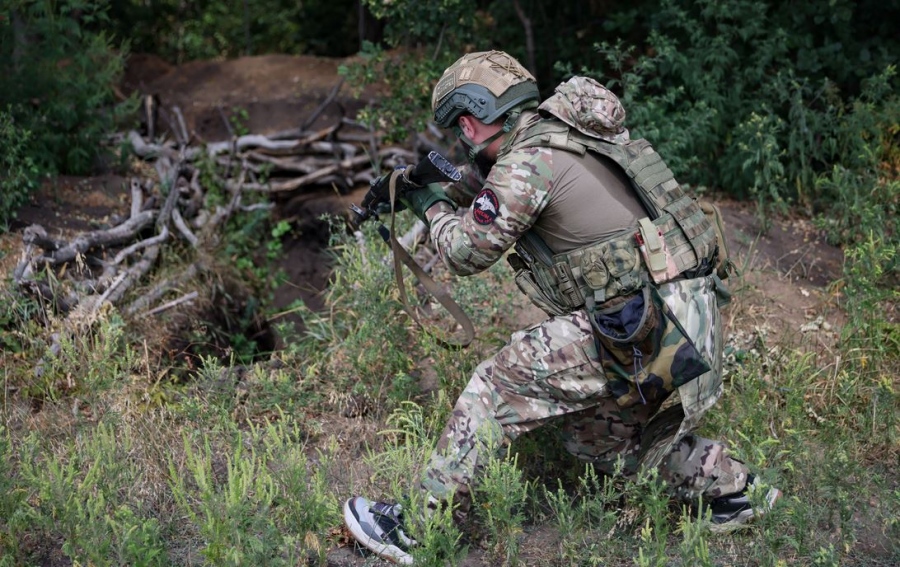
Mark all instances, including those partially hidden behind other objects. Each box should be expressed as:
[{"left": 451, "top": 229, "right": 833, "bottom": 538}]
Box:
[
  {"left": 111, "top": 226, "right": 169, "bottom": 266},
  {"left": 181, "top": 169, "right": 204, "bottom": 219},
  {"left": 125, "top": 262, "right": 204, "bottom": 316},
  {"left": 143, "top": 291, "right": 199, "bottom": 317},
  {"left": 399, "top": 220, "right": 429, "bottom": 251},
  {"left": 333, "top": 130, "right": 383, "bottom": 143},
  {"left": 128, "top": 130, "right": 201, "bottom": 161},
  {"left": 215, "top": 156, "right": 266, "bottom": 173},
  {"left": 21, "top": 224, "right": 61, "bottom": 252},
  {"left": 171, "top": 208, "right": 199, "bottom": 247},
  {"left": 307, "top": 140, "right": 357, "bottom": 157},
  {"left": 243, "top": 152, "right": 318, "bottom": 173},
  {"left": 96, "top": 272, "right": 128, "bottom": 310},
  {"left": 268, "top": 123, "right": 339, "bottom": 143},
  {"left": 25, "top": 210, "right": 157, "bottom": 266},
  {"left": 130, "top": 178, "right": 144, "bottom": 219},
  {"left": 104, "top": 244, "right": 161, "bottom": 306},
  {"left": 206, "top": 135, "right": 303, "bottom": 157},
  {"left": 232, "top": 155, "right": 365, "bottom": 192},
  {"left": 234, "top": 147, "right": 416, "bottom": 193},
  {"left": 238, "top": 203, "right": 275, "bottom": 213},
  {"left": 205, "top": 167, "right": 247, "bottom": 233},
  {"left": 128, "top": 130, "right": 174, "bottom": 159},
  {"left": 172, "top": 105, "right": 190, "bottom": 146},
  {"left": 243, "top": 152, "right": 366, "bottom": 174}
]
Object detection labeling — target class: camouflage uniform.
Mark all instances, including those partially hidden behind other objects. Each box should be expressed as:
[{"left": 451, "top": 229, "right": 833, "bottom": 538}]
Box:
[
  {"left": 419, "top": 82, "right": 749, "bottom": 512},
  {"left": 418, "top": 279, "right": 747, "bottom": 512}
]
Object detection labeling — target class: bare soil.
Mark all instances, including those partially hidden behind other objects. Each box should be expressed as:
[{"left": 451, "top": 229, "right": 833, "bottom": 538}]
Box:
[{"left": 3, "top": 53, "right": 850, "bottom": 566}]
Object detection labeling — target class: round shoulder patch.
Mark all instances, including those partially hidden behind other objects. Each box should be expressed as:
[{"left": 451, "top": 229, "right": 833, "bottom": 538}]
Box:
[{"left": 472, "top": 188, "right": 500, "bottom": 225}]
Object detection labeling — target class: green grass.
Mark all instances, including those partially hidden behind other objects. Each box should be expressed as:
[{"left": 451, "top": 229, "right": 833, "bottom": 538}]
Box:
[{"left": 0, "top": 215, "right": 897, "bottom": 566}]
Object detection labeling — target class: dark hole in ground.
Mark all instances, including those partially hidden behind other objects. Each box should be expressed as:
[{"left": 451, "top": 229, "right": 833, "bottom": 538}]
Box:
[{"left": 267, "top": 185, "right": 368, "bottom": 347}]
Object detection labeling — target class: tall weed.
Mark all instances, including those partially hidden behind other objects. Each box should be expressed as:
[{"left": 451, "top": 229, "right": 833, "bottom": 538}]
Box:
[
  {"left": 14, "top": 423, "right": 168, "bottom": 566},
  {"left": 29, "top": 312, "right": 136, "bottom": 403},
  {"left": 169, "top": 431, "right": 293, "bottom": 565},
  {"left": 366, "top": 401, "right": 466, "bottom": 566},
  {"left": 473, "top": 449, "right": 530, "bottom": 566}
]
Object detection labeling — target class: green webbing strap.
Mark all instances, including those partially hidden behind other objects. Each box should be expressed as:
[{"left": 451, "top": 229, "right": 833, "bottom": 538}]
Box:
[
  {"left": 387, "top": 170, "right": 475, "bottom": 350},
  {"left": 632, "top": 159, "right": 668, "bottom": 186},
  {"left": 641, "top": 168, "right": 675, "bottom": 194},
  {"left": 626, "top": 152, "right": 661, "bottom": 178}
]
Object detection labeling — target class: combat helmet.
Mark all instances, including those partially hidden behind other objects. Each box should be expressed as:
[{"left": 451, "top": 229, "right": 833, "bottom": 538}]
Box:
[{"left": 432, "top": 50, "right": 539, "bottom": 129}]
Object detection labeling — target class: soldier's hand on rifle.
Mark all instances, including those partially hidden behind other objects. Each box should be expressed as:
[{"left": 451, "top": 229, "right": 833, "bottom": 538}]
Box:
[
  {"left": 400, "top": 183, "right": 455, "bottom": 223},
  {"left": 349, "top": 151, "right": 461, "bottom": 228}
]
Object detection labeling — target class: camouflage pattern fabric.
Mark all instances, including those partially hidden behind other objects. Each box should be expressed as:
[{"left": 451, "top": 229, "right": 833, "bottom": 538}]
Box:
[
  {"left": 418, "top": 285, "right": 746, "bottom": 513},
  {"left": 641, "top": 275, "right": 726, "bottom": 470},
  {"left": 537, "top": 76, "right": 631, "bottom": 144},
  {"left": 593, "top": 286, "right": 711, "bottom": 410},
  {"left": 429, "top": 112, "right": 550, "bottom": 276},
  {"left": 441, "top": 163, "right": 484, "bottom": 207}
]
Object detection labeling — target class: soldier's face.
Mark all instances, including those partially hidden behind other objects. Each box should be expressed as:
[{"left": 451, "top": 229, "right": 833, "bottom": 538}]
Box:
[
  {"left": 457, "top": 115, "right": 504, "bottom": 177},
  {"left": 458, "top": 115, "right": 502, "bottom": 151}
]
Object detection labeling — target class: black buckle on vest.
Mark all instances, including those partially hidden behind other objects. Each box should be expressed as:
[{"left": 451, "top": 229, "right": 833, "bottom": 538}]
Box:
[{"left": 553, "top": 262, "right": 584, "bottom": 308}]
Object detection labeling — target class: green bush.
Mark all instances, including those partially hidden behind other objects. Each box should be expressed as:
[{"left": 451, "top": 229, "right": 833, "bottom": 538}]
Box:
[
  {"left": 576, "top": 0, "right": 899, "bottom": 241},
  {"left": 0, "top": 107, "right": 40, "bottom": 227},
  {"left": 0, "top": 0, "right": 133, "bottom": 178},
  {"left": 340, "top": 41, "right": 454, "bottom": 144}
]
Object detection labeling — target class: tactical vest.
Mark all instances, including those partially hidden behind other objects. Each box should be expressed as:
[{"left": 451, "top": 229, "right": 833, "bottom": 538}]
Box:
[{"left": 508, "top": 119, "right": 720, "bottom": 316}]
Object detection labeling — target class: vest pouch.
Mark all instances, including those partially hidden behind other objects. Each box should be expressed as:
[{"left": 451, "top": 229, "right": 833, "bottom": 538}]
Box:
[
  {"left": 591, "top": 285, "right": 711, "bottom": 408},
  {"left": 592, "top": 287, "right": 658, "bottom": 367},
  {"left": 698, "top": 200, "right": 735, "bottom": 281},
  {"left": 575, "top": 236, "right": 644, "bottom": 304},
  {"left": 508, "top": 254, "right": 569, "bottom": 317}
]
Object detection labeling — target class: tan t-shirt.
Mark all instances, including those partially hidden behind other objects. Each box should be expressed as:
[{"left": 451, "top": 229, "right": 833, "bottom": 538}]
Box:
[{"left": 532, "top": 148, "right": 646, "bottom": 254}]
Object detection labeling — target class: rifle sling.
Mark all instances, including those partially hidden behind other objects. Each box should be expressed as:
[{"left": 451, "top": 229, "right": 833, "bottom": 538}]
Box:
[{"left": 388, "top": 170, "right": 475, "bottom": 349}]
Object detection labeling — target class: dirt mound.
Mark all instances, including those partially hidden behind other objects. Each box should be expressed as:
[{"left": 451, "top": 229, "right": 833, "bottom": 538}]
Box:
[{"left": 124, "top": 53, "right": 381, "bottom": 141}]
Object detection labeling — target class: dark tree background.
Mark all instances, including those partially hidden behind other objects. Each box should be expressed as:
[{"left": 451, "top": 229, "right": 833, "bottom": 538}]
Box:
[{"left": 2, "top": 0, "right": 898, "bottom": 242}]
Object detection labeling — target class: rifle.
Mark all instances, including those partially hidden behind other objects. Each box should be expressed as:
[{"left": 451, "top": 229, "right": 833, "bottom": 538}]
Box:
[
  {"left": 349, "top": 150, "right": 462, "bottom": 232},
  {"left": 347, "top": 151, "right": 473, "bottom": 349}
]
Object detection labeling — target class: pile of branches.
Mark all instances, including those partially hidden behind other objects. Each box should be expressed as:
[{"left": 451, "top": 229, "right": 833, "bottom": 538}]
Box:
[{"left": 11, "top": 98, "right": 427, "bottom": 336}]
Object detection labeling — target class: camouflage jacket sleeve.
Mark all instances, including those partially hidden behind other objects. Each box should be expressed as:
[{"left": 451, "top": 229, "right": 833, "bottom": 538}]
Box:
[
  {"left": 427, "top": 146, "right": 553, "bottom": 276},
  {"left": 442, "top": 164, "right": 484, "bottom": 207}
]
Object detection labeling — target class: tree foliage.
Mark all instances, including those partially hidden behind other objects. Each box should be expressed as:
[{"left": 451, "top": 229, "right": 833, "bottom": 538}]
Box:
[
  {"left": 0, "top": 1, "right": 133, "bottom": 178},
  {"left": 344, "top": 0, "right": 898, "bottom": 244},
  {"left": 581, "top": 0, "right": 899, "bottom": 241},
  {"left": 1, "top": 0, "right": 897, "bottom": 244},
  {"left": 107, "top": 0, "right": 362, "bottom": 62}
]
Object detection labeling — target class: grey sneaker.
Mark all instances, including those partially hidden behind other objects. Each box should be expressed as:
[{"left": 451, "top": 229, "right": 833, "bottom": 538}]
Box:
[
  {"left": 344, "top": 496, "right": 417, "bottom": 565},
  {"left": 707, "top": 476, "right": 782, "bottom": 533}
]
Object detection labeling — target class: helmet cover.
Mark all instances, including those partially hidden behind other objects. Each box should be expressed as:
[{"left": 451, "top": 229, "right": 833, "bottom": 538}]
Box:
[{"left": 432, "top": 50, "right": 539, "bottom": 128}]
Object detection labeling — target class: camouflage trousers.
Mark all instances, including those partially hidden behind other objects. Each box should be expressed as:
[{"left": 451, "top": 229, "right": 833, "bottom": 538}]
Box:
[{"left": 420, "top": 280, "right": 748, "bottom": 512}]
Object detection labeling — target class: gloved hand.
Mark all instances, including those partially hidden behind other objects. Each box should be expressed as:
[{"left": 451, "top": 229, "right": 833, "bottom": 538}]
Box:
[
  {"left": 400, "top": 182, "right": 456, "bottom": 223},
  {"left": 374, "top": 199, "right": 406, "bottom": 215},
  {"left": 363, "top": 171, "right": 407, "bottom": 217}
]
